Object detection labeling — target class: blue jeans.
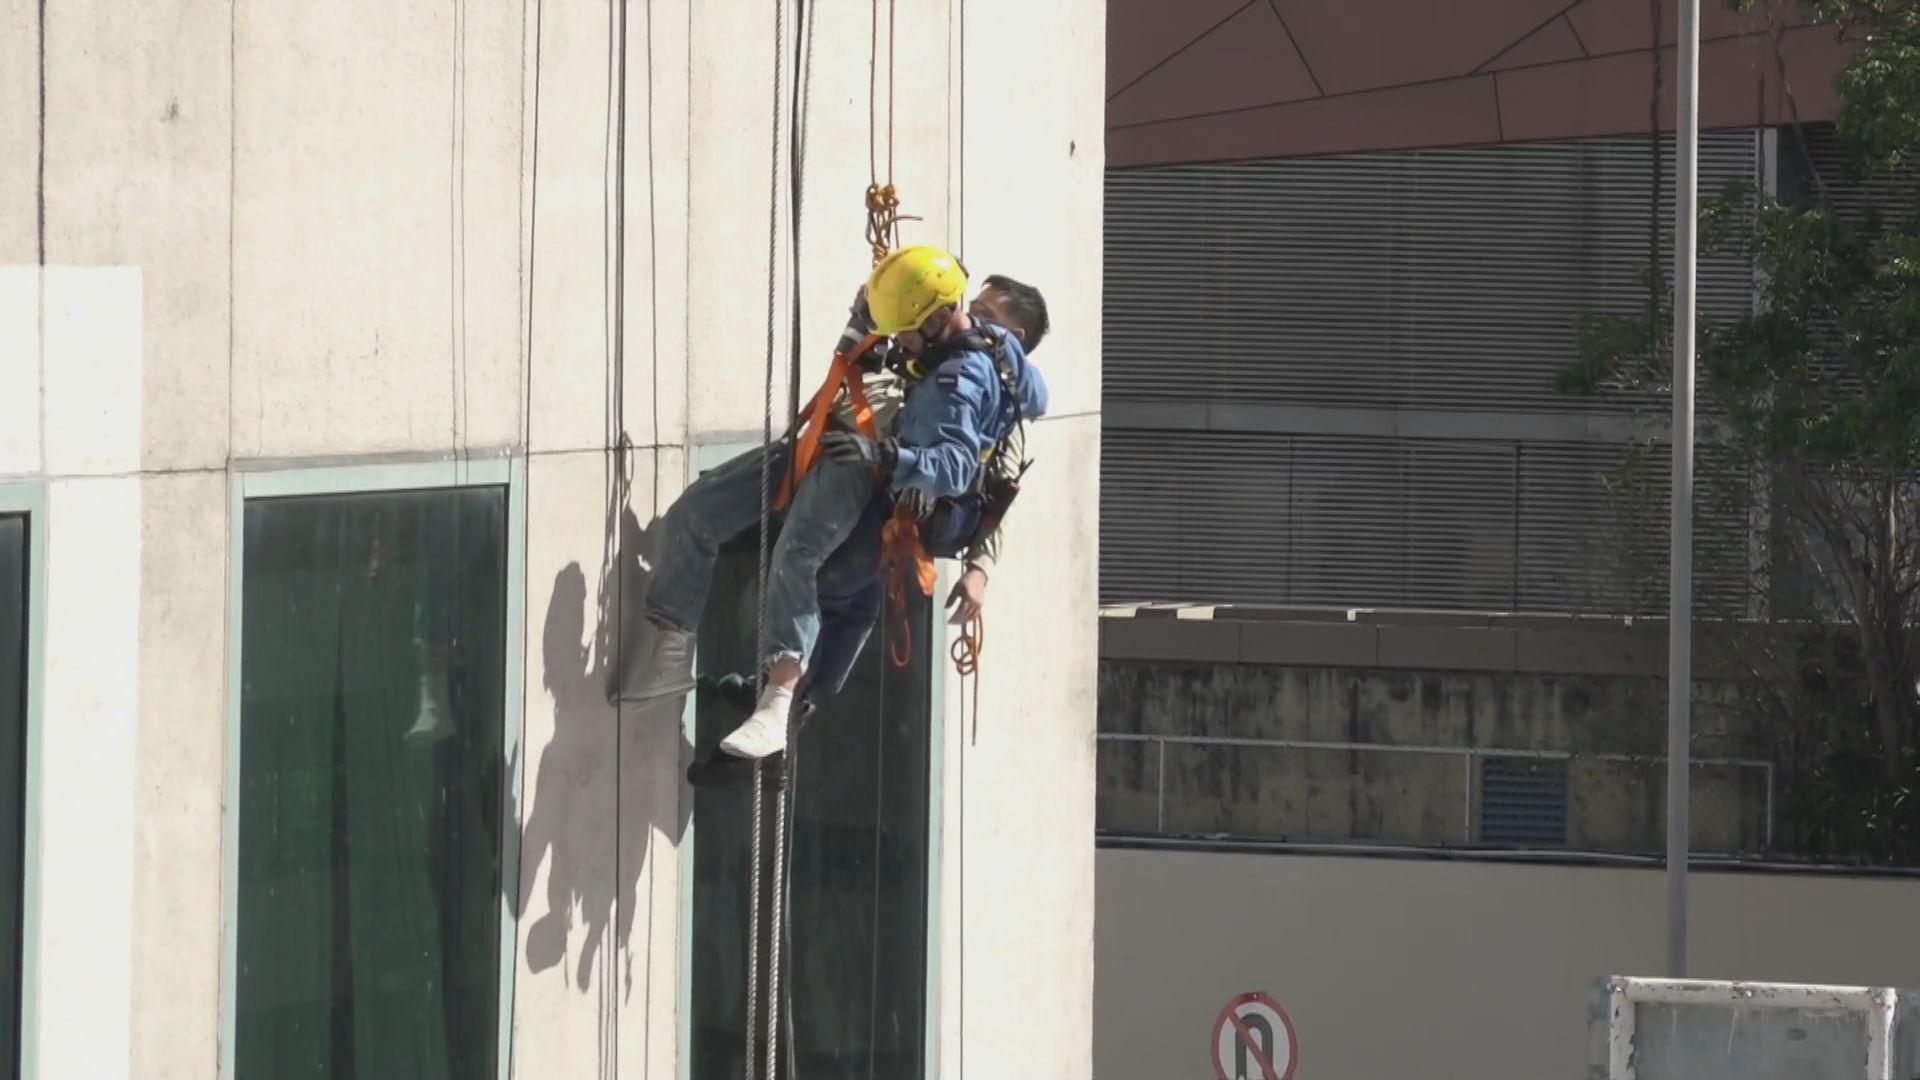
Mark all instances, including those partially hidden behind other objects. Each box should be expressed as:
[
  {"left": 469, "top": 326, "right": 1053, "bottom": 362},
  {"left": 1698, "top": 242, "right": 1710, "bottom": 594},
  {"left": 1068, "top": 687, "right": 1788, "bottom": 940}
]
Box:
[
  {"left": 645, "top": 441, "right": 878, "bottom": 669},
  {"left": 801, "top": 492, "right": 891, "bottom": 697}
]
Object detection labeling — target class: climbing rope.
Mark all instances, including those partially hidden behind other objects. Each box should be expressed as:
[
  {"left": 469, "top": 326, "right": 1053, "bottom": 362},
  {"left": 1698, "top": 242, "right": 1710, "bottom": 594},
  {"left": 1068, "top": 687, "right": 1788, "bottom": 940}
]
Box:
[
  {"left": 778, "top": 0, "right": 817, "bottom": 1074},
  {"left": 864, "top": 0, "right": 900, "bottom": 262},
  {"left": 746, "top": 0, "right": 788, "bottom": 1069},
  {"left": 749, "top": 0, "right": 821, "bottom": 1074}
]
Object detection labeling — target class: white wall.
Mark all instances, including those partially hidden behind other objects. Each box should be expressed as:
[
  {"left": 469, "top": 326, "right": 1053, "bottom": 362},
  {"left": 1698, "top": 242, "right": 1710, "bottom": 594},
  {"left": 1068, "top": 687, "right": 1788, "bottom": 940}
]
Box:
[
  {"left": 0, "top": 0, "right": 1103, "bottom": 1075},
  {"left": 1096, "top": 848, "right": 1920, "bottom": 1080}
]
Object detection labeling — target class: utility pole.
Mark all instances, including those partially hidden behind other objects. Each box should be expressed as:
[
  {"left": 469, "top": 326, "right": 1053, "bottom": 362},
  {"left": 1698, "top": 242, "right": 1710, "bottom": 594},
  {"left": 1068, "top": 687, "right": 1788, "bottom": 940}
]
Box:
[{"left": 1666, "top": 0, "right": 1701, "bottom": 981}]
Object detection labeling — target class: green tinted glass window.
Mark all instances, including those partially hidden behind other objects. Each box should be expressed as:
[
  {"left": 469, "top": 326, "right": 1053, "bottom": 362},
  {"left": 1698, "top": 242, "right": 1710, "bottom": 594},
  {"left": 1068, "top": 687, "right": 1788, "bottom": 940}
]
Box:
[
  {"left": 236, "top": 488, "right": 507, "bottom": 1079},
  {"left": 690, "top": 535, "right": 933, "bottom": 1080},
  {"left": 0, "top": 514, "right": 27, "bottom": 1080}
]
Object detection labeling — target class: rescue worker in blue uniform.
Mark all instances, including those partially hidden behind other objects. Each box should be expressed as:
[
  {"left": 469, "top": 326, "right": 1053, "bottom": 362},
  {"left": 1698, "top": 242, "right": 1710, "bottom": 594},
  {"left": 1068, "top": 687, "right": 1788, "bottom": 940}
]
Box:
[{"left": 617, "top": 246, "right": 1049, "bottom": 761}]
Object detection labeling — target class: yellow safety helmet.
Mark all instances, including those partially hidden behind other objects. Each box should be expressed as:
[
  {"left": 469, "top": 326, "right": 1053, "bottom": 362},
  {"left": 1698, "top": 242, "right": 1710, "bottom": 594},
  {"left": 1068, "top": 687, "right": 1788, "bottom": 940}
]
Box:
[{"left": 865, "top": 245, "right": 968, "bottom": 336}]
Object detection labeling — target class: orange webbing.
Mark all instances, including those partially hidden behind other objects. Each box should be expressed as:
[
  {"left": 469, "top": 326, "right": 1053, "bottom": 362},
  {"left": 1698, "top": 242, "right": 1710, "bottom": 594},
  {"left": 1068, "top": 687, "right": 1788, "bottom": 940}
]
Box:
[
  {"left": 773, "top": 334, "right": 885, "bottom": 514},
  {"left": 882, "top": 501, "right": 937, "bottom": 667}
]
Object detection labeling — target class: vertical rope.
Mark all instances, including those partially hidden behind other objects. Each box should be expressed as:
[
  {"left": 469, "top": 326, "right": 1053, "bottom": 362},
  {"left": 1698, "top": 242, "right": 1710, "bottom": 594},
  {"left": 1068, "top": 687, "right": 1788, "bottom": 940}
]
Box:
[
  {"left": 749, "top": 0, "right": 788, "bottom": 1073},
  {"left": 865, "top": 661, "right": 888, "bottom": 1080},
  {"left": 609, "top": 0, "right": 630, "bottom": 1072},
  {"left": 508, "top": 5, "right": 544, "bottom": 1078},
  {"left": 886, "top": 0, "right": 895, "bottom": 183},
  {"left": 766, "top": 767, "right": 787, "bottom": 1080},
  {"left": 746, "top": 775, "right": 764, "bottom": 1079},
  {"left": 781, "top": 739, "right": 805, "bottom": 1080},
  {"left": 954, "top": 3, "right": 967, "bottom": 1073},
  {"left": 864, "top": 0, "right": 900, "bottom": 262},
  {"left": 777, "top": 1, "right": 815, "bottom": 1074}
]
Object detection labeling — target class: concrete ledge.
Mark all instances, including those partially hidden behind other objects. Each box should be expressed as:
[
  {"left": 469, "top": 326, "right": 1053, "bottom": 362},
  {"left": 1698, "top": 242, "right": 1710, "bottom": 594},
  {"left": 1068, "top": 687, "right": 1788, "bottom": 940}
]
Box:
[
  {"left": 1101, "top": 605, "right": 1871, "bottom": 680},
  {"left": 1239, "top": 621, "right": 1378, "bottom": 667},
  {"left": 1515, "top": 628, "right": 1666, "bottom": 677},
  {"left": 1376, "top": 625, "right": 1518, "bottom": 671},
  {"left": 1099, "top": 617, "right": 1241, "bottom": 663}
]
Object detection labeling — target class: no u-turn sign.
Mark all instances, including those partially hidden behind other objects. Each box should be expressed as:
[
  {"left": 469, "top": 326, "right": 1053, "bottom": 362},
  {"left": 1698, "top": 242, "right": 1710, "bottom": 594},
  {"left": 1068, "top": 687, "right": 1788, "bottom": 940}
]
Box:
[{"left": 1210, "top": 991, "right": 1297, "bottom": 1080}]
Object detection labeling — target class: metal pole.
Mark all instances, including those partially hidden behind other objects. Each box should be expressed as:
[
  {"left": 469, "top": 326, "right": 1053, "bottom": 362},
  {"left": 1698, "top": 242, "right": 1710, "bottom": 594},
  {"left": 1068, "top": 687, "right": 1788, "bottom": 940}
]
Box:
[{"left": 1667, "top": 0, "right": 1701, "bottom": 980}]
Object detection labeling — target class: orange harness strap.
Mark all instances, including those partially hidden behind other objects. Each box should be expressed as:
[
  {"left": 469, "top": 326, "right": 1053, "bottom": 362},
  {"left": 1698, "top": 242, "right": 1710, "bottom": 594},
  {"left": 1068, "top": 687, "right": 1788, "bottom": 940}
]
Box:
[
  {"left": 881, "top": 502, "right": 938, "bottom": 667},
  {"left": 773, "top": 334, "right": 884, "bottom": 514}
]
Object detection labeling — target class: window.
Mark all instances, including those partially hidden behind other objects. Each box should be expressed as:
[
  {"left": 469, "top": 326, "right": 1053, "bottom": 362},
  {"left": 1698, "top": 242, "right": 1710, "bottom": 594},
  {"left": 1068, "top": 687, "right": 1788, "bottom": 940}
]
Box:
[
  {"left": 0, "top": 509, "right": 28, "bottom": 1080},
  {"left": 688, "top": 529, "right": 936, "bottom": 1079},
  {"left": 230, "top": 476, "right": 513, "bottom": 1080}
]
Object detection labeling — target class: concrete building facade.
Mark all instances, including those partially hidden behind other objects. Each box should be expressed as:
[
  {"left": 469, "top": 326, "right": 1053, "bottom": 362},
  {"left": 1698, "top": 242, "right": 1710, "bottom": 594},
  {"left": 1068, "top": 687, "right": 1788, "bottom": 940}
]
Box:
[{"left": 0, "top": 1, "right": 1104, "bottom": 1077}]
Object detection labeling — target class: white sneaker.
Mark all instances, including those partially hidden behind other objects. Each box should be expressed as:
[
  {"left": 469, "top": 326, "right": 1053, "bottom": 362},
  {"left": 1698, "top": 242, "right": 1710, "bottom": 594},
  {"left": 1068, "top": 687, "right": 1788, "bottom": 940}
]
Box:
[
  {"left": 405, "top": 647, "right": 456, "bottom": 745},
  {"left": 719, "top": 685, "right": 793, "bottom": 759},
  {"left": 404, "top": 696, "right": 455, "bottom": 744},
  {"left": 616, "top": 620, "right": 697, "bottom": 702}
]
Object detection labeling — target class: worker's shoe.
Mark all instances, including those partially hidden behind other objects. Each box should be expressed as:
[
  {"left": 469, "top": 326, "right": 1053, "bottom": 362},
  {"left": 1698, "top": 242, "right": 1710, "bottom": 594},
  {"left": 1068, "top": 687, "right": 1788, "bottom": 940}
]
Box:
[
  {"left": 405, "top": 644, "right": 456, "bottom": 745},
  {"left": 719, "top": 684, "right": 793, "bottom": 759},
  {"left": 615, "top": 617, "right": 696, "bottom": 702},
  {"left": 698, "top": 673, "right": 761, "bottom": 716}
]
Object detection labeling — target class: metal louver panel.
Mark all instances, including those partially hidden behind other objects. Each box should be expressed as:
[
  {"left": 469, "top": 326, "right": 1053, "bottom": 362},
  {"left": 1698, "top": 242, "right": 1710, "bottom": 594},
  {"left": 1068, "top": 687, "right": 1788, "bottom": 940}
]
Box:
[
  {"left": 1515, "top": 443, "right": 1754, "bottom": 618},
  {"left": 1100, "top": 430, "right": 1755, "bottom": 616},
  {"left": 1105, "top": 133, "right": 1762, "bottom": 414},
  {"left": 1791, "top": 122, "right": 1916, "bottom": 226},
  {"left": 1101, "top": 132, "right": 1768, "bottom": 615},
  {"left": 1782, "top": 123, "right": 1916, "bottom": 397},
  {"left": 1479, "top": 757, "right": 1569, "bottom": 847},
  {"left": 1289, "top": 437, "right": 1518, "bottom": 610}
]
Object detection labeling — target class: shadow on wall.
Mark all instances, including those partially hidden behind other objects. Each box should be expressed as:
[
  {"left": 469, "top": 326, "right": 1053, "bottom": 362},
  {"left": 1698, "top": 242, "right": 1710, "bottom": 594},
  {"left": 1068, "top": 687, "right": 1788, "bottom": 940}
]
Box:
[{"left": 512, "top": 471, "right": 693, "bottom": 999}]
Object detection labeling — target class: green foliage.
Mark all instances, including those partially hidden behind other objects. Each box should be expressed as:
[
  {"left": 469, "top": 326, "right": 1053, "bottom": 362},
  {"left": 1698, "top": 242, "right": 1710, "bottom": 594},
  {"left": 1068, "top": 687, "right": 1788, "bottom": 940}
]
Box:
[
  {"left": 1565, "top": 0, "right": 1920, "bottom": 864},
  {"left": 1798, "top": 0, "right": 1920, "bottom": 173},
  {"left": 1573, "top": 2, "right": 1919, "bottom": 434}
]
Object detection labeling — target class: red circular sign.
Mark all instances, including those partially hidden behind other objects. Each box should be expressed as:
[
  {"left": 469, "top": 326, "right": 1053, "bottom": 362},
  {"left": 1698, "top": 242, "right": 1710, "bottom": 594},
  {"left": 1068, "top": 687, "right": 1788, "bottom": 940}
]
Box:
[{"left": 1210, "top": 991, "right": 1298, "bottom": 1080}]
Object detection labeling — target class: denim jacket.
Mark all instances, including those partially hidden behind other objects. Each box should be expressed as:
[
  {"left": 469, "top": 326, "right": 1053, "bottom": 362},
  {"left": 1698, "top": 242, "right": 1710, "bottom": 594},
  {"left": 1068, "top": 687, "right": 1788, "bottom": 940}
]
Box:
[{"left": 888, "top": 321, "right": 1049, "bottom": 499}]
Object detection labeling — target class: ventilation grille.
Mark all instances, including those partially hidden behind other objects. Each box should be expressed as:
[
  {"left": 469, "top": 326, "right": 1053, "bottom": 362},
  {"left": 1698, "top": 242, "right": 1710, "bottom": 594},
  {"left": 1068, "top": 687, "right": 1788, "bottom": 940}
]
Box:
[
  {"left": 1479, "top": 757, "right": 1569, "bottom": 847},
  {"left": 1100, "top": 133, "right": 1767, "bottom": 614},
  {"left": 1780, "top": 123, "right": 1916, "bottom": 399},
  {"left": 1105, "top": 133, "right": 1764, "bottom": 414},
  {"left": 1790, "top": 122, "right": 1916, "bottom": 227},
  {"left": 1100, "top": 430, "right": 1755, "bottom": 616}
]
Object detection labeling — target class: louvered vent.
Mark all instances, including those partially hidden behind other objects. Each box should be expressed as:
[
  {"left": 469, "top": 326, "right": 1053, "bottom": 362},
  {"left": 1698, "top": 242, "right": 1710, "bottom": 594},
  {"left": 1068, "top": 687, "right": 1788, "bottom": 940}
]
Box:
[
  {"left": 1106, "top": 133, "right": 1762, "bottom": 413},
  {"left": 1101, "top": 431, "right": 1753, "bottom": 615},
  {"left": 1101, "top": 133, "right": 1765, "bottom": 614},
  {"left": 1789, "top": 122, "right": 1916, "bottom": 226},
  {"left": 1778, "top": 123, "right": 1916, "bottom": 399},
  {"left": 1478, "top": 757, "right": 1569, "bottom": 847}
]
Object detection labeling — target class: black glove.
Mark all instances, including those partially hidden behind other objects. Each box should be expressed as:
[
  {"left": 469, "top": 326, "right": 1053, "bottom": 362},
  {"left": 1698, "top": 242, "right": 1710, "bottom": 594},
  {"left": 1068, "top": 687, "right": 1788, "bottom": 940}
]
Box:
[
  {"left": 838, "top": 286, "right": 877, "bottom": 354},
  {"left": 820, "top": 431, "right": 898, "bottom": 471},
  {"left": 848, "top": 287, "right": 875, "bottom": 334}
]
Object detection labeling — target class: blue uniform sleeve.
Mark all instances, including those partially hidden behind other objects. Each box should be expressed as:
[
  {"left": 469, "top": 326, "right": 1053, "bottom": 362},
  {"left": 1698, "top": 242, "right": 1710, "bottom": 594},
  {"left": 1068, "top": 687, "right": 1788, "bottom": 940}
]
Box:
[{"left": 891, "top": 354, "right": 995, "bottom": 498}]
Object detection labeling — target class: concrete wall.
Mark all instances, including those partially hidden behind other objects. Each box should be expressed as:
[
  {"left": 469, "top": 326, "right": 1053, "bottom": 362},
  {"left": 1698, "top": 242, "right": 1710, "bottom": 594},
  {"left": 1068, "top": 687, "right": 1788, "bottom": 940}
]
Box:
[
  {"left": 1099, "top": 659, "right": 1773, "bottom": 853},
  {"left": 1098, "top": 609, "right": 1792, "bottom": 855},
  {"left": 1, "top": 0, "right": 1102, "bottom": 1076},
  {"left": 1096, "top": 847, "right": 1920, "bottom": 1080}
]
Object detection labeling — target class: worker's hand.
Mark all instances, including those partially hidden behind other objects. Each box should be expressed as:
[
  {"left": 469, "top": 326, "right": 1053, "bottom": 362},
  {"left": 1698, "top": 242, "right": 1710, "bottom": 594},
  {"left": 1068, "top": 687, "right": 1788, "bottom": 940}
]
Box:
[
  {"left": 946, "top": 565, "right": 988, "bottom": 626},
  {"left": 848, "top": 285, "right": 874, "bottom": 335},
  {"left": 820, "top": 431, "right": 897, "bottom": 471}
]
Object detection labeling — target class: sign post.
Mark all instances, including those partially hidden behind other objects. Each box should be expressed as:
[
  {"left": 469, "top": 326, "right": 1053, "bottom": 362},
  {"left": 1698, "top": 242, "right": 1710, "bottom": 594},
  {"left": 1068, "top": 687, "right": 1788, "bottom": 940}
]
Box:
[{"left": 1667, "top": 0, "right": 1702, "bottom": 982}]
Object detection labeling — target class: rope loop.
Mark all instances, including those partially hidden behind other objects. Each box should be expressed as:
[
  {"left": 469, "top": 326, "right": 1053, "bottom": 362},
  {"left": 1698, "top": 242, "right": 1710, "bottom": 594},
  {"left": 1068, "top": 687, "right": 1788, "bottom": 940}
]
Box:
[
  {"left": 949, "top": 614, "right": 982, "bottom": 676},
  {"left": 865, "top": 182, "right": 901, "bottom": 265}
]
